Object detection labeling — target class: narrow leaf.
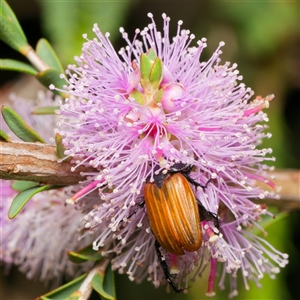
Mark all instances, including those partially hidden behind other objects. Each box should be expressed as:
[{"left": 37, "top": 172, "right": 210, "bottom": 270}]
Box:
[
  {"left": 149, "top": 57, "right": 163, "bottom": 87},
  {"left": 129, "top": 89, "right": 145, "bottom": 105},
  {"left": 103, "top": 264, "right": 116, "bottom": 300},
  {"left": 153, "top": 88, "right": 164, "bottom": 103},
  {"left": 36, "top": 68, "right": 68, "bottom": 97},
  {"left": 68, "top": 244, "right": 102, "bottom": 263},
  {"left": 92, "top": 271, "right": 115, "bottom": 300},
  {"left": 140, "top": 53, "right": 151, "bottom": 81},
  {"left": 253, "top": 211, "right": 289, "bottom": 236},
  {"left": 55, "top": 133, "right": 67, "bottom": 159},
  {"left": 66, "top": 291, "right": 81, "bottom": 300},
  {"left": 0, "top": 129, "right": 10, "bottom": 141},
  {"left": 32, "top": 106, "right": 59, "bottom": 115},
  {"left": 147, "top": 48, "right": 157, "bottom": 60},
  {"left": 0, "top": 1, "right": 29, "bottom": 53},
  {"left": 8, "top": 185, "right": 51, "bottom": 219},
  {"left": 11, "top": 181, "right": 40, "bottom": 192},
  {"left": 0, "top": 59, "right": 37, "bottom": 75},
  {"left": 36, "top": 38, "right": 64, "bottom": 73},
  {"left": 36, "top": 274, "right": 87, "bottom": 300},
  {"left": 1, "top": 105, "right": 45, "bottom": 143}
]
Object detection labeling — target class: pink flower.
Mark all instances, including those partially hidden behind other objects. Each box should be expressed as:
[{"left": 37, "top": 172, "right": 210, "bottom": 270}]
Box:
[
  {"left": 1, "top": 92, "right": 94, "bottom": 285},
  {"left": 0, "top": 182, "right": 94, "bottom": 285},
  {"left": 56, "top": 13, "right": 288, "bottom": 296}
]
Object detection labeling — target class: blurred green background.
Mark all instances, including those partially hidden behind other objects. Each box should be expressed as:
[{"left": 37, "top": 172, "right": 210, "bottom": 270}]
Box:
[{"left": 1, "top": 1, "right": 299, "bottom": 299}]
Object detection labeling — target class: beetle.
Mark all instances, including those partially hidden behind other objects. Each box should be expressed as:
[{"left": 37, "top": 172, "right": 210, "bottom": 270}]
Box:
[{"left": 141, "top": 163, "right": 219, "bottom": 292}]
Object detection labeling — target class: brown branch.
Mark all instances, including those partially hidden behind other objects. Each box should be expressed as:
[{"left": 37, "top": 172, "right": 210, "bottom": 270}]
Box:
[
  {"left": 0, "top": 140, "right": 95, "bottom": 185},
  {"left": 255, "top": 169, "right": 300, "bottom": 211},
  {"left": 1, "top": 141, "right": 299, "bottom": 210}
]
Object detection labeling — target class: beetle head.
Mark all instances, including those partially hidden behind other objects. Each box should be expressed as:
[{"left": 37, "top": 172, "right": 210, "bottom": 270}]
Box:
[{"left": 151, "top": 162, "right": 192, "bottom": 189}]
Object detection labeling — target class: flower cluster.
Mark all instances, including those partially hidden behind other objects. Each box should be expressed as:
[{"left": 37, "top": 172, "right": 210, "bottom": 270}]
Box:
[
  {"left": 0, "top": 92, "right": 94, "bottom": 285},
  {"left": 55, "top": 13, "right": 288, "bottom": 296},
  {"left": 0, "top": 183, "right": 94, "bottom": 285}
]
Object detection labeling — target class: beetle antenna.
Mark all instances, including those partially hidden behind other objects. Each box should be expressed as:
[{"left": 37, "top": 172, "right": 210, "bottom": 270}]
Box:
[{"left": 154, "top": 240, "right": 184, "bottom": 293}]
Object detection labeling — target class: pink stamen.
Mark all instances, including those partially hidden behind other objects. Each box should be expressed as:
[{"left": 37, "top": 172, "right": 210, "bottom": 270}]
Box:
[
  {"left": 170, "top": 254, "right": 180, "bottom": 274},
  {"left": 197, "top": 127, "right": 222, "bottom": 132},
  {"left": 243, "top": 104, "right": 266, "bottom": 117},
  {"left": 66, "top": 179, "right": 105, "bottom": 204},
  {"left": 243, "top": 94, "right": 274, "bottom": 117},
  {"left": 245, "top": 172, "right": 277, "bottom": 189},
  {"left": 206, "top": 257, "right": 217, "bottom": 297}
]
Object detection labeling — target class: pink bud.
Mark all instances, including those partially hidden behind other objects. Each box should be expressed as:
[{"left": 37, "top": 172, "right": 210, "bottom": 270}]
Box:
[{"left": 161, "top": 83, "right": 184, "bottom": 112}]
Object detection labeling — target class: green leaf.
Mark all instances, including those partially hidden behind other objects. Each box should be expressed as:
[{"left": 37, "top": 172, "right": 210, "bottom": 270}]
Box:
[
  {"left": 32, "top": 106, "right": 59, "bottom": 115},
  {"left": 11, "top": 180, "right": 40, "bottom": 192},
  {"left": 153, "top": 88, "right": 164, "bottom": 103},
  {"left": 103, "top": 264, "right": 116, "bottom": 300},
  {"left": 0, "top": 1, "right": 29, "bottom": 53},
  {"left": 8, "top": 184, "right": 51, "bottom": 219},
  {"left": 36, "top": 38, "right": 64, "bottom": 73},
  {"left": 147, "top": 48, "right": 157, "bottom": 61},
  {"left": 68, "top": 244, "right": 102, "bottom": 263},
  {"left": 36, "top": 68, "right": 68, "bottom": 98},
  {"left": 11, "top": 181, "right": 65, "bottom": 193},
  {"left": 66, "top": 291, "right": 81, "bottom": 300},
  {"left": 0, "top": 129, "right": 10, "bottom": 141},
  {"left": 129, "top": 89, "right": 145, "bottom": 105},
  {"left": 0, "top": 59, "right": 37, "bottom": 75},
  {"left": 55, "top": 133, "right": 67, "bottom": 159},
  {"left": 140, "top": 53, "right": 152, "bottom": 82},
  {"left": 1, "top": 105, "right": 45, "bottom": 143},
  {"left": 92, "top": 268, "right": 115, "bottom": 300},
  {"left": 252, "top": 211, "right": 289, "bottom": 236},
  {"left": 140, "top": 50, "right": 162, "bottom": 91},
  {"left": 37, "top": 274, "right": 87, "bottom": 300},
  {"left": 149, "top": 57, "right": 163, "bottom": 88}
]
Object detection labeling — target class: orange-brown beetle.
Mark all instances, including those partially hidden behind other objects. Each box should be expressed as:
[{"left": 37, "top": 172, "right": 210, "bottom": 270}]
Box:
[
  {"left": 143, "top": 163, "right": 219, "bottom": 292},
  {"left": 144, "top": 172, "right": 202, "bottom": 255}
]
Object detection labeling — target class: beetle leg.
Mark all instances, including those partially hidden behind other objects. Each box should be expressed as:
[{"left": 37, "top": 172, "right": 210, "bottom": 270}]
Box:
[
  {"left": 155, "top": 240, "right": 183, "bottom": 293},
  {"left": 183, "top": 174, "right": 212, "bottom": 190},
  {"left": 127, "top": 199, "right": 145, "bottom": 219},
  {"left": 118, "top": 200, "right": 145, "bottom": 231},
  {"left": 197, "top": 200, "right": 220, "bottom": 230}
]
